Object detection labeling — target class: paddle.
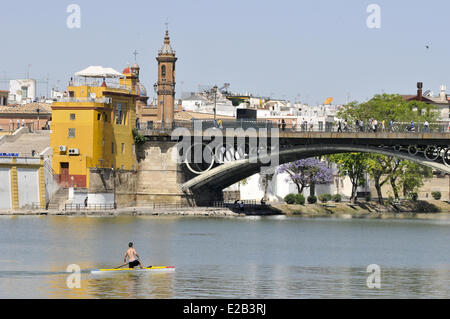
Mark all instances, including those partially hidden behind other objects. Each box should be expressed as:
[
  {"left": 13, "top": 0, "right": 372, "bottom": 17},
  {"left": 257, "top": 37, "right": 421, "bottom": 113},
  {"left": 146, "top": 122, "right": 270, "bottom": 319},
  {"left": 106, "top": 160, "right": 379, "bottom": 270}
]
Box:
[{"left": 114, "top": 263, "right": 128, "bottom": 269}]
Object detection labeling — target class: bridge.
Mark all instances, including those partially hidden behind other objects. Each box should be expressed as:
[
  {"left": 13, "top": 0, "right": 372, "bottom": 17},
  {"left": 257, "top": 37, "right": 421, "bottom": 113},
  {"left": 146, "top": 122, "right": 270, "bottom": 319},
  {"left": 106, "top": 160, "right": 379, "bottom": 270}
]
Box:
[{"left": 136, "top": 121, "right": 450, "bottom": 206}]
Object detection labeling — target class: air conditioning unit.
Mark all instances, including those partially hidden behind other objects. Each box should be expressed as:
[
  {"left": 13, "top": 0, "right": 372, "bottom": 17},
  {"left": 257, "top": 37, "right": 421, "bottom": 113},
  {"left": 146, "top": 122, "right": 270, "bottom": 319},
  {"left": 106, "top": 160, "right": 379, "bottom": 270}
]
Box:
[
  {"left": 68, "top": 148, "right": 80, "bottom": 156},
  {"left": 59, "top": 145, "right": 67, "bottom": 152}
]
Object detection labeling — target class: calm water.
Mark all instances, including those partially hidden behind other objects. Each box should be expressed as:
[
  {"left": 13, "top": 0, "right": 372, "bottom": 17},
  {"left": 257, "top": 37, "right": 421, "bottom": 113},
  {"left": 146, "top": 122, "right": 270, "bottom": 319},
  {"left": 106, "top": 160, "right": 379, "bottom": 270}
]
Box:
[{"left": 1, "top": 215, "right": 450, "bottom": 298}]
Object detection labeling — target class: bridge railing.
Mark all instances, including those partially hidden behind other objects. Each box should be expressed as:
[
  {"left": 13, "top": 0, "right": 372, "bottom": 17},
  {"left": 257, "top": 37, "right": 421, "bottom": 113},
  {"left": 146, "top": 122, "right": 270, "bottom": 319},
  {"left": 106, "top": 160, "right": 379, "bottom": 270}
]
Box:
[{"left": 138, "top": 119, "right": 449, "bottom": 135}]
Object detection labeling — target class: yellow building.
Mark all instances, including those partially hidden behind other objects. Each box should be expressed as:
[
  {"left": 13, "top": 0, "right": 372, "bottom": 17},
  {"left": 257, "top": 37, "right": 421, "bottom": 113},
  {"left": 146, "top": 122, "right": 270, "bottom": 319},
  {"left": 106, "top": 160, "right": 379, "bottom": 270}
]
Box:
[{"left": 50, "top": 66, "right": 138, "bottom": 189}]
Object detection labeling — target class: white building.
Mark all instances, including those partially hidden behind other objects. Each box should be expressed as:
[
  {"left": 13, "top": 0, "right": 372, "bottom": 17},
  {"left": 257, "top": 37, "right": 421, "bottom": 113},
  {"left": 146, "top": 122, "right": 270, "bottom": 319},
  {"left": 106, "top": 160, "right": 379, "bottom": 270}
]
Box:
[{"left": 9, "top": 79, "right": 36, "bottom": 104}]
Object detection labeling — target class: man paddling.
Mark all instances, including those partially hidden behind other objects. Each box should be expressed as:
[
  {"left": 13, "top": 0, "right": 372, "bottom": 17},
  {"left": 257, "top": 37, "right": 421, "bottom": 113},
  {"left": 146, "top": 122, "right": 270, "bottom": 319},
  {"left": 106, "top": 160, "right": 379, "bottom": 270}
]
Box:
[{"left": 123, "top": 242, "right": 143, "bottom": 269}]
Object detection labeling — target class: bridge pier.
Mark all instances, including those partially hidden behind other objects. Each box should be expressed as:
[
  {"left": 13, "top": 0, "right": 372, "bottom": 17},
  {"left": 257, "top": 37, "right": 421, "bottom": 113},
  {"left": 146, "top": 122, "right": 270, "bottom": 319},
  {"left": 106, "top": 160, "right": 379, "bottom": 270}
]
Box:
[{"left": 136, "top": 140, "right": 192, "bottom": 206}]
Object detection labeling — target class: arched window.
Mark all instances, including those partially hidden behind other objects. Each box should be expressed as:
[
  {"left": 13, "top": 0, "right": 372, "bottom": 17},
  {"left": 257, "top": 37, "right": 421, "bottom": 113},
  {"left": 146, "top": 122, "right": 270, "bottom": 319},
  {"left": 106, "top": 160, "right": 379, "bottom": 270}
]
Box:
[{"left": 161, "top": 65, "right": 166, "bottom": 77}]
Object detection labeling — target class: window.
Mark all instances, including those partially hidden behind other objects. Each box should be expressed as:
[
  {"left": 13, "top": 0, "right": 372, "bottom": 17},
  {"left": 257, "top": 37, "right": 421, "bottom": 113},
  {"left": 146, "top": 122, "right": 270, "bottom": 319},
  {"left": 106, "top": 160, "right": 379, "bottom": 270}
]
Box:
[
  {"left": 102, "top": 139, "right": 105, "bottom": 148},
  {"left": 121, "top": 104, "right": 127, "bottom": 125},
  {"left": 111, "top": 142, "right": 114, "bottom": 154},
  {"left": 121, "top": 143, "right": 125, "bottom": 154},
  {"left": 70, "top": 113, "right": 75, "bottom": 120},
  {"left": 97, "top": 113, "right": 101, "bottom": 121},
  {"left": 68, "top": 128, "right": 75, "bottom": 138},
  {"left": 121, "top": 165, "right": 124, "bottom": 170},
  {"left": 161, "top": 65, "right": 166, "bottom": 77},
  {"left": 21, "top": 86, "right": 28, "bottom": 99},
  {"left": 132, "top": 144, "right": 135, "bottom": 155},
  {"left": 115, "top": 103, "right": 123, "bottom": 125}
]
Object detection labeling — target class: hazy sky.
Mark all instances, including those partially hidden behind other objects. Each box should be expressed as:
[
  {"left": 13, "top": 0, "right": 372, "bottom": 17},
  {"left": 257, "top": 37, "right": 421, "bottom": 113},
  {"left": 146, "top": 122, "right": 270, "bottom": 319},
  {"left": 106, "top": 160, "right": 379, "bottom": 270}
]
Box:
[{"left": 0, "top": 0, "right": 449, "bottom": 104}]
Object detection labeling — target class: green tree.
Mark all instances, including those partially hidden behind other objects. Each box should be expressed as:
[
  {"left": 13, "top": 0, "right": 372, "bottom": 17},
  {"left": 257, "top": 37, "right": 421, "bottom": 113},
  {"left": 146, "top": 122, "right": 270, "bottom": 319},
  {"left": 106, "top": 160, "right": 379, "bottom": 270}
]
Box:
[
  {"left": 337, "top": 93, "right": 439, "bottom": 127},
  {"left": 366, "top": 155, "right": 393, "bottom": 204},
  {"left": 399, "top": 162, "right": 433, "bottom": 197},
  {"left": 328, "top": 153, "right": 370, "bottom": 204}
]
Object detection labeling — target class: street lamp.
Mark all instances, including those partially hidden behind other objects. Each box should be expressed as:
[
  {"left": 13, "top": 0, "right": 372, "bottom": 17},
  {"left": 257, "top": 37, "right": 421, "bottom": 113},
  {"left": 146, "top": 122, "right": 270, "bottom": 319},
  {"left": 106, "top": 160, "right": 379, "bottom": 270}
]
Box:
[
  {"left": 212, "top": 85, "right": 218, "bottom": 122},
  {"left": 36, "top": 107, "right": 40, "bottom": 131}
]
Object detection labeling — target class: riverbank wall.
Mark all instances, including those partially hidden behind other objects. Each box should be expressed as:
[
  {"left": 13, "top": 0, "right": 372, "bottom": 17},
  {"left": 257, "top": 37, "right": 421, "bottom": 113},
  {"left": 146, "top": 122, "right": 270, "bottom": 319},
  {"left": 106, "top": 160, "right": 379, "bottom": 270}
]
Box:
[
  {"left": 272, "top": 200, "right": 450, "bottom": 219},
  {"left": 3, "top": 200, "right": 450, "bottom": 220}
]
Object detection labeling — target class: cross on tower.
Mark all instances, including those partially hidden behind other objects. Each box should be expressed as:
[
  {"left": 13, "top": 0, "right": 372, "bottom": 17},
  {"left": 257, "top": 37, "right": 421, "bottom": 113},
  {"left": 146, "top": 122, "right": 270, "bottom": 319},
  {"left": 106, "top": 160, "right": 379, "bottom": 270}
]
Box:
[
  {"left": 132, "top": 50, "right": 139, "bottom": 62},
  {"left": 165, "top": 19, "right": 169, "bottom": 31}
]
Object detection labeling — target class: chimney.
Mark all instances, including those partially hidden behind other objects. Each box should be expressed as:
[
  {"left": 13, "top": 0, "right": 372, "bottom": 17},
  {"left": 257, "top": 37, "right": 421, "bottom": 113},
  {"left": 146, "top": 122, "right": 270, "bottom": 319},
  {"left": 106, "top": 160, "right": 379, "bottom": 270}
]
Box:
[{"left": 417, "top": 82, "right": 423, "bottom": 101}]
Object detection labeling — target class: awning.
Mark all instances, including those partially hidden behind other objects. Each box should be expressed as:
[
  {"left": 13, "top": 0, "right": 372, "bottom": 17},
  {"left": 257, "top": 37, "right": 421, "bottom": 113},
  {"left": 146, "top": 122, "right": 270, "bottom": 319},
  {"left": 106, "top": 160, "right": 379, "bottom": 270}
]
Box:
[{"left": 74, "top": 66, "right": 124, "bottom": 78}]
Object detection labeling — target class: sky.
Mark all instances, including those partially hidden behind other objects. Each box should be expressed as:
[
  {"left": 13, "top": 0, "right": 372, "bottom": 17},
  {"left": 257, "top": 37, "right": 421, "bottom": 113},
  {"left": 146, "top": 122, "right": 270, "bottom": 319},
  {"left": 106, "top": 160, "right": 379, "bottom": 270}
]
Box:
[{"left": 0, "top": 0, "right": 449, "bottom": 105}]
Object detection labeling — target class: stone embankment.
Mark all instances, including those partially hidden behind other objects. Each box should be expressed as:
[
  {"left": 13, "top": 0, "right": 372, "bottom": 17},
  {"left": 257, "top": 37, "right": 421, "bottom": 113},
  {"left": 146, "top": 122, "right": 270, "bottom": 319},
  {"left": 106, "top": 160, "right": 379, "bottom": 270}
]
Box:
[
  {"left": 272, "top": 200, "right": 450, "bottom": 220},
  {"left": 0, "top": 207, "right": 242, "bottom": 217},
  {"left": 3, "top": 200, "right": 450, "bottom": 219}
]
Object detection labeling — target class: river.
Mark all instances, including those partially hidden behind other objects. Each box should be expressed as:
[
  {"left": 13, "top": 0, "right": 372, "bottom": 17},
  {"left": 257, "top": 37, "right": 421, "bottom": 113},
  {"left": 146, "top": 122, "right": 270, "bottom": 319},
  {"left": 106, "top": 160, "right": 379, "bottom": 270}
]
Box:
[{"left": 0, "top": 215, "right": 450, "bottom": 298}]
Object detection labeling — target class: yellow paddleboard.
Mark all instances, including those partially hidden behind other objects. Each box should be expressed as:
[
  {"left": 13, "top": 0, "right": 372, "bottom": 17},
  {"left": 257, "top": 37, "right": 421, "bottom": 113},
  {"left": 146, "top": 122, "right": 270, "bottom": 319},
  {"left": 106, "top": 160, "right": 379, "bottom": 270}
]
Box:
[{"left": 91, "top": 266, "right": 175, "bottom": 274}]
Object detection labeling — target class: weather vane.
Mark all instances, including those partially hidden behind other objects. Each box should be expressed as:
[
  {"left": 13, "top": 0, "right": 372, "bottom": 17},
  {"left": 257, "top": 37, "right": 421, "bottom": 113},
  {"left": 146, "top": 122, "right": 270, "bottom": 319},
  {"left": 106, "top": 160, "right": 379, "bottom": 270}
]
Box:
[{"left": 165, "top": 18, "right": 169, "bottom": 31}]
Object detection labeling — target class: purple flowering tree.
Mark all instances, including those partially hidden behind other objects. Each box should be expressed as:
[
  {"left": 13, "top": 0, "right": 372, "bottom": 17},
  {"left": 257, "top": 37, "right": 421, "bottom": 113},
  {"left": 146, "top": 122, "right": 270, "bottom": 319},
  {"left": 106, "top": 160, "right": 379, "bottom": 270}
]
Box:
[{"left": 277, "top": 158, "right": 333, "bottom": 194}]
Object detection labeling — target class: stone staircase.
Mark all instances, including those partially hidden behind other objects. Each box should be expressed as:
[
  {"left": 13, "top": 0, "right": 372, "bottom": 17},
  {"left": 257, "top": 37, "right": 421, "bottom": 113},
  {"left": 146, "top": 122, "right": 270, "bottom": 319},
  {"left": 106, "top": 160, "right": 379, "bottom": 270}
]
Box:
[{"left": 47, "top": 188, "right": 68, "bottom": 211}]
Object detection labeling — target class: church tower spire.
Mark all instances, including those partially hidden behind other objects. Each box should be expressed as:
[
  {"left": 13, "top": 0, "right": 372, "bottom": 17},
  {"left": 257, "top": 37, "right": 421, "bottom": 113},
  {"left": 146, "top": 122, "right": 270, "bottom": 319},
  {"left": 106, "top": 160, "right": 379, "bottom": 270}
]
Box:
[{"left": 156, "top": 28, "right": 177, "bottom": 128}]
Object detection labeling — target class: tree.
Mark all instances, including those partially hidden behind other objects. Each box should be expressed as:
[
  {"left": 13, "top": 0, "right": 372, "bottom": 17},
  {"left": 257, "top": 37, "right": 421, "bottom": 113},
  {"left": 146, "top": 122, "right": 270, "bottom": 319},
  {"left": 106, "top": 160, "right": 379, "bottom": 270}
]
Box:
[
  {"left": 366, "top": 155, "right": 394, "bottom": 204},
  {"left": 277, "top": 158, "right": 333, "bottom": 195},
  {"left": 399, "top": 162, "right": 433, "bottom": 198},
  {"left": 259, "top": 169, "right": 275, "bottom": 202},
  {"left": 328, "top": 153, "right": 370, "bottom": 204},
  {"left": 337, "top": 93, "right": 439, "bottom": 128}
]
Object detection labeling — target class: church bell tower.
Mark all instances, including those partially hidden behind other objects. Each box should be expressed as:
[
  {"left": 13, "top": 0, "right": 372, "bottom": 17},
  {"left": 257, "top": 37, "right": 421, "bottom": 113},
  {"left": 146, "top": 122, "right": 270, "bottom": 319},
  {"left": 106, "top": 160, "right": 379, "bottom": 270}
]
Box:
[{"left": 156, "top": 29, "right": 177, "bottom": 128}]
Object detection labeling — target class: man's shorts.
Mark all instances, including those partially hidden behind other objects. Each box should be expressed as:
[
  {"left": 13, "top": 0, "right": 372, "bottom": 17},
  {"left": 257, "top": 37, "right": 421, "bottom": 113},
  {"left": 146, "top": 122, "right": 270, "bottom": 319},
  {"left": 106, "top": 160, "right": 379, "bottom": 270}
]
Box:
[{"left": 129, "top": 260, "right": 140, "bottom": 268}]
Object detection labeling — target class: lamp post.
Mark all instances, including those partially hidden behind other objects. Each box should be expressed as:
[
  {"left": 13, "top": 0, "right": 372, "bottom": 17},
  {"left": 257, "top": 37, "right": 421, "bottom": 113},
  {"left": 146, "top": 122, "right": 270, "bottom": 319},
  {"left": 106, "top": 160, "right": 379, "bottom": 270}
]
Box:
[
  {"left": 153, "top": 82, "right": 159, "bottom": 129},
  {"left": 212, "top": 85, "right": 218, "bottom": 122},
  {"left": 36, "top": 107, "right": 40, "bottom": 131}
]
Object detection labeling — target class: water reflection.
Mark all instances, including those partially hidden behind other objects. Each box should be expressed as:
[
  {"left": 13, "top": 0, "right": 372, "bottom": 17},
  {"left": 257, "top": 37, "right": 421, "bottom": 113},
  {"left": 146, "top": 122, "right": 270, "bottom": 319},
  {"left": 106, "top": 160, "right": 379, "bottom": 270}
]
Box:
[{"left": 1, "top": 216, "right": 450, "bottom": 298}]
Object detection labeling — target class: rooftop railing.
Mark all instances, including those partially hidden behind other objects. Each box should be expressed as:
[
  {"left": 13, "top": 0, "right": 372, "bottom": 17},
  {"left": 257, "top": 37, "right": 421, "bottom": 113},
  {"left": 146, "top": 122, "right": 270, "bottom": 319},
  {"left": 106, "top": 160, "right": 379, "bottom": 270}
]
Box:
[
  {"left": 68, "top": 80, "right": 130, "bottom": 91},
  {"left": 55, "top": 97, "right": 113, "bottom": 104}
]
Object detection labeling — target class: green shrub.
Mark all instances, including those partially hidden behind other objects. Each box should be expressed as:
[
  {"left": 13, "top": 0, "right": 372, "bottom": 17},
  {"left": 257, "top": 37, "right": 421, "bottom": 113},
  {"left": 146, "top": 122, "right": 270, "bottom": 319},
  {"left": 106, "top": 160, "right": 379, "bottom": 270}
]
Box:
[
  {"left": 386, "top": 195, "right": 394, "bottom": 205},
  {"left": 284, "top": 194, "right": 296, "bottom": 204},
  {"left": 431, "top": 191, "right": 442, "bottom": 200},
  {"left": 408, "top": 192, "right": 418, "bottom": 201},
  {"left": 294, "top": 194, "right": 305, "bottom": 205},
  {"left": 318, "top": 193, "right": 332, "bottom": 203},
  {"left": 332, "top": 194, "right": 342, "bottom": 202},
  {"left": 307, "top": 195, "right": 317, "bottom": 204}
]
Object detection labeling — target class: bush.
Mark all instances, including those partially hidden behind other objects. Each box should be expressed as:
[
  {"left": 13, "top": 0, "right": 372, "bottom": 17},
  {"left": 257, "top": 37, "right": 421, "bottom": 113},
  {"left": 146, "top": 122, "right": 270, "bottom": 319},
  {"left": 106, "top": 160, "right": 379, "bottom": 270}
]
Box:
[
  {"left": 386, "top": 195, "right": 394, "bottom": 205},
  {"left": 307, "top": 195, "right": 317, "bottom": 204},
  {"left": 332, "top": 194, "right": 342, "bottom": 203},
  {"left": 284, "top": 194, "right": 296, "bottom": 204},
  {"left": 294, "top": 194, "right": 305, "bottom": 205},
  {"left": 431, "top": 191, "right": 442, "bottom": 200},
  {"left": 318, "top": 193, "right": 332, "bottom": 203},
  {"left": 408, "top": 192, "right": 418, "bottom": 201}
]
